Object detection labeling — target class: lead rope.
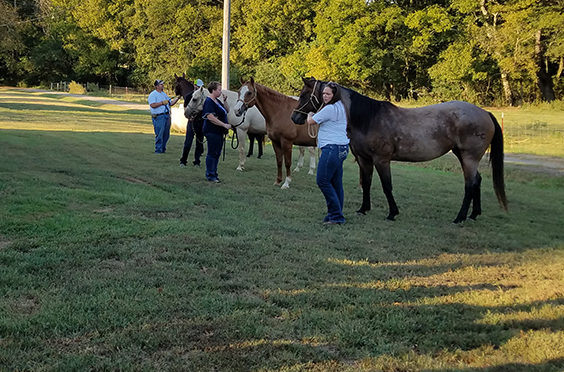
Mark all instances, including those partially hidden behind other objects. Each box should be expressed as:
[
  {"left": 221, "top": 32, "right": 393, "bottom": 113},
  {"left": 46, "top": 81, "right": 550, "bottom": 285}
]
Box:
[{"left": 229, "top": 109, "right": 247, "bottom": 150}]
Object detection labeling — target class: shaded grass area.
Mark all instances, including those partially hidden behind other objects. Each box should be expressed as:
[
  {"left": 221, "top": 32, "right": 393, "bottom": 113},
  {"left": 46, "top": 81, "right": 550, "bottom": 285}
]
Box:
[{"left": 0, "top": 90, "right": 563, "bottom": 370}]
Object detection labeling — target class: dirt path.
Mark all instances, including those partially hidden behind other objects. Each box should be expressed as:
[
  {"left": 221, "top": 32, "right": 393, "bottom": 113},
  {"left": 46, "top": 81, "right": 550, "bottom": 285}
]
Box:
[
  {"left": 504, "top": 154, "right": 564, "bottom": 175},
  {"left": 22, "top": 88, "right": 148, "bottom": 111}
]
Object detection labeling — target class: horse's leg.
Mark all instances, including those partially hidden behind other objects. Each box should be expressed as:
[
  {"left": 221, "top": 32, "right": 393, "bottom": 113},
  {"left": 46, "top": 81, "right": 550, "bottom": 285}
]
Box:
[
  {"left": 308, "top": 146, "right": 316, "bottom": 175},
  {"left": 356, "top": 156, "right": 374, "bottom": 215},
  {"left": 375, "top": 161, "right": 399, "bottom": 220},
  {"left": 294, "top": 146, "right": 305, "bottom": 172},
  {"left": 236, "top": 128, "right": 247, "bottom": 171},
  {"left": 469, "top": 172, "right": 482, "bottom": 220},
  {"left": 281, "top": 141, "right": 293, "bottom": 189},
  {"left": 257, "top": 134, "right": 264, "bottom": 159},
  {"left": 452, "top": 148, "right": 482, "bottom": 222},
  {"left": 272, "top": 141, "right": 284, "bottom": 185},
  {"left": 247, "top": 133, "right": 254, "bottom": 157},
  {"left": 453, "top": 152, "right": 481, "bottom": 223}
]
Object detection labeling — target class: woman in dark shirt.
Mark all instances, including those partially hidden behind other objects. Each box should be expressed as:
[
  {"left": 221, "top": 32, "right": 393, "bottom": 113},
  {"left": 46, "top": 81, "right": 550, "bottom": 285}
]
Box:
[{"left": 202, "top": 81, "right": 232, "bottom": 183}]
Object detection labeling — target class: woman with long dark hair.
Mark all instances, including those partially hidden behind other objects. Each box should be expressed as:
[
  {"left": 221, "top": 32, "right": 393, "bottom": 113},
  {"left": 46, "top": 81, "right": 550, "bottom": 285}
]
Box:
[{"left": 306, "top": 82, "right": 350, "bottom": 224}]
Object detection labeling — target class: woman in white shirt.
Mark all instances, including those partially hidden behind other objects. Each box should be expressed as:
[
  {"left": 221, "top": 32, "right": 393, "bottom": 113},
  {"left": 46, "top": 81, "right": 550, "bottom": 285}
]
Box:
[{"left": 307, "top": 82, "right": 350, "bottom": 225}]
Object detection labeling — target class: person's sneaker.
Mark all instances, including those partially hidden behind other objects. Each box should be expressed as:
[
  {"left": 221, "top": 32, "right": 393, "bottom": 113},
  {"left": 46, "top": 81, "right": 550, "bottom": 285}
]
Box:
[
  {"left": 207, "top": 178, "right": 220, "bottom": 183},
  {"left": 193, "top": 162, "right": 201, "bottom": 167},
  {"left": 180, "top": 163, "right": 187, "bottom": 168},
  {"left": 323, "top": 220, "right": 343, "bottom": 225}
]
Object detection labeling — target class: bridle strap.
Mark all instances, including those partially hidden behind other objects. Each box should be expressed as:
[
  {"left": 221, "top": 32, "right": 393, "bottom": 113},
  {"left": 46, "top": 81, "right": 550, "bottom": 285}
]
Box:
[{"left": 293, "top": 80, "right": 322, "bottom": 115}]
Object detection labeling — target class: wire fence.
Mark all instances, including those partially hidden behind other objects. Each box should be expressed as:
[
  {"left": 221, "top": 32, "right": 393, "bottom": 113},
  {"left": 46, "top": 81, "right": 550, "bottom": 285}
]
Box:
[{"left": 503, "top": 121, "right": 564, "bottom": 156}]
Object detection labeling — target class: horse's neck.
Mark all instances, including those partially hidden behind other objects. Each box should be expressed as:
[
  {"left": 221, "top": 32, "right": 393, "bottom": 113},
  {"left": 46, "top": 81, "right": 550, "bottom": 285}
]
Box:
[{"left": 255, "top": 84, "right": 294, "bottom": 121}]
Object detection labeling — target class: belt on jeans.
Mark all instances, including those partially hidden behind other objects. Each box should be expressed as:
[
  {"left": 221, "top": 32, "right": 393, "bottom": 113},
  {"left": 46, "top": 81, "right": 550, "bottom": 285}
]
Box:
[{"left": 152, "top": 112, "right": 169, "bottom": 118}]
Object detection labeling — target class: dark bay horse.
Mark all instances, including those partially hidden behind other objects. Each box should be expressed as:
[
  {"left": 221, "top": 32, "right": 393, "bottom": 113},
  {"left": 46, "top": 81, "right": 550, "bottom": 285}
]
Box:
[
  {"left": 291, "top": 78, "right": 507, "bottom": 223},
  {"left": 173, "top": 73, "right": 195, "bottom": 108},
  {"left": 234, "top": 78, "right": 317, "bottom": 189}
]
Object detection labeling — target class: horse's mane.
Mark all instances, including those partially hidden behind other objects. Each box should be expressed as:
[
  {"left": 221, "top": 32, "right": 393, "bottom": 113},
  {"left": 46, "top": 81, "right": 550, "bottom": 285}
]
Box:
[
  {"left": 338, "top": 84, "right": 396, "bottom": 132},
  {"left": 255, "top": 83, "right": 297, "bottom": 104}
]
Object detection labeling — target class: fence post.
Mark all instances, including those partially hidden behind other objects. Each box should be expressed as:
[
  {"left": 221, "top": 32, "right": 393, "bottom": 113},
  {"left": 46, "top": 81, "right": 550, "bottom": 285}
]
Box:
[{"left": 109, "top": 85, "right": 112, "bottom": 95}]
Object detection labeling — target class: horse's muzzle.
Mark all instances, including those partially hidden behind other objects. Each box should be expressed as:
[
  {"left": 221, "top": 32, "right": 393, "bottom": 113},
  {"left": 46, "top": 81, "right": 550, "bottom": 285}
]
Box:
[{"left": 291, "top": 111, "right": 307, "bottom": 125}]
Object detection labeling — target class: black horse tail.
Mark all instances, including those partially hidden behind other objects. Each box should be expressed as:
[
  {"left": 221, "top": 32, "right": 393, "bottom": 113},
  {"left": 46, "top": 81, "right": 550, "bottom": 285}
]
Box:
[{"left": 488, "top": 112, "right": 508, "bottom": 210}]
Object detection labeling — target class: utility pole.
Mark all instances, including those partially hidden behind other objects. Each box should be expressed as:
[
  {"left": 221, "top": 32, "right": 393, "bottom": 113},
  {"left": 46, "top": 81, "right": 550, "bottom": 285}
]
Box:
[{"left": 221, "top": 0, "right": 231, "bottom": 90}]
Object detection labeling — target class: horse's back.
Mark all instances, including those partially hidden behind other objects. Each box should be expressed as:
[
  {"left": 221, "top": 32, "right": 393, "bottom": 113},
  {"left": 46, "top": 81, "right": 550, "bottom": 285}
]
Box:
[{"left": 370, "top": 100, "right": 495, "bottom": 161}]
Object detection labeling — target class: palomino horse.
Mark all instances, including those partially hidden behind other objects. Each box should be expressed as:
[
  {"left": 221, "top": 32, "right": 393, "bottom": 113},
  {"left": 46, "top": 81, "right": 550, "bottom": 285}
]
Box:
[
  {"left": 186, "top": 85, "right": 316, "bottom": 175},
  {"left": 291, "top": 78, "right": 507, "bottom": 223},
  {"left": 234, "top": 78, "right": 317, "bottom": 189}
]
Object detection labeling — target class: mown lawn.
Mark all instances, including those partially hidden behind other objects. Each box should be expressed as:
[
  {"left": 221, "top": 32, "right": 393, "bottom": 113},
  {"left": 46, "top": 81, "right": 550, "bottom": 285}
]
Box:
[{"left": 0, "top": 88, "right": 563, "bottom": 371}]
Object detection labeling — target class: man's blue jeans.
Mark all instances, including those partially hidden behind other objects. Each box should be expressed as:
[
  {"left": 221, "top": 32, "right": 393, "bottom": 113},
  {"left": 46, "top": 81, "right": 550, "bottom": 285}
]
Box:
[
  {"left": 204, "top": 132, "right": 224, "bottom": 181},
  {"left": 152, "top": 113, "right": 171, "bottom": 153},
  {"left": 317, "top": 144, "right": 349, "bottom": 223}
]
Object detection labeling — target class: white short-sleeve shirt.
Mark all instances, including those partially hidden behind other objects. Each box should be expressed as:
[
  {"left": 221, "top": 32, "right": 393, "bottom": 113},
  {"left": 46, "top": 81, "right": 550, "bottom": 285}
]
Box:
[{"left": 312, "top": 100, "right": 350, "bottom": 148}]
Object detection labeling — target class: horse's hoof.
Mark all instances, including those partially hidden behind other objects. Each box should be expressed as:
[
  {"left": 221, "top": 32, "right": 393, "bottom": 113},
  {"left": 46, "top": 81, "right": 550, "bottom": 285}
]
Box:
[
  {"left": 386, "top": 215, "right": 396, "bottom": 221},
  {"left": 236, "top": 166, "right": 244, "bottom": 172},
  {"left": 469, "top": 212, "right": 480, "bottom": 220},
  {"left": 356, "top": 210, "right": 367, "bottom": 215},
  {"left": 308, "top": 170, "right": 314, "bottom": 175},
  {"left": 452, "top": 218, "right": 466, "bottom": 224}
]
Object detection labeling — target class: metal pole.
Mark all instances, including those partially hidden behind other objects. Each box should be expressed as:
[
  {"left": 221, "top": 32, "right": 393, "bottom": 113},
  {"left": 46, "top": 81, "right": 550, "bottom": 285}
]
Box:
[{"left": 221, "top": 0, "right": 231, "bottom": 90}]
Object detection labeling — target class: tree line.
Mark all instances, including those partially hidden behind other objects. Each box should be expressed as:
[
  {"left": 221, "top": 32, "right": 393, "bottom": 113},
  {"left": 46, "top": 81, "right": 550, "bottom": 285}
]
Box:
[{"left": 1, "top": 0, "right": 562, "bottom": 105}]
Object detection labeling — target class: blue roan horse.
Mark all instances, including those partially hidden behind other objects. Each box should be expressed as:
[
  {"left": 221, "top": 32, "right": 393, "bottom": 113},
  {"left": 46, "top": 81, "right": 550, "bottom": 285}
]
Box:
[{"left": 291, "top": 78, "right": 507, "bottom": 223}]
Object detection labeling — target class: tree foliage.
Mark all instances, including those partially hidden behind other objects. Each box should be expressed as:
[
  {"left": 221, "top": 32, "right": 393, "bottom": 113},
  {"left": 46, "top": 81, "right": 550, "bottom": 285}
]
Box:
[{"left": 1, "top": 0, "right": 562, "bottom": 103}]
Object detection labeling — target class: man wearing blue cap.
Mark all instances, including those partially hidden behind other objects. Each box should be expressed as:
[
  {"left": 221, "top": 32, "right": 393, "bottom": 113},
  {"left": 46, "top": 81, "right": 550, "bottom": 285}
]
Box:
[{"left": 148, "top": 79, "right": 180, "bottom": 153}]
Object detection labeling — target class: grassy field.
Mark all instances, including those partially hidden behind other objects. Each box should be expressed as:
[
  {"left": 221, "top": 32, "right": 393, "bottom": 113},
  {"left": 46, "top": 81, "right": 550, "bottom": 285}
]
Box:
[{"left": 1, "top": 88, "right": 563, "bottom": 371}]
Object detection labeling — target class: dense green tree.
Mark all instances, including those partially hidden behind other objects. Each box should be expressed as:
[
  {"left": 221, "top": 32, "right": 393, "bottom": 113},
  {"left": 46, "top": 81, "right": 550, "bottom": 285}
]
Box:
[
  {"left": 1, "top": 0, "right": 562, "bottom": 103},
  {"left": 0, "top": 1, "right": 24, "bottom": 83}
]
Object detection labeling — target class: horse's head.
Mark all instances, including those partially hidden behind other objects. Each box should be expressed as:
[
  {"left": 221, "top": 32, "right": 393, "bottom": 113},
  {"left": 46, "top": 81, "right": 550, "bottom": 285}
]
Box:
[
  {"left": 184, "top": 86, "right": 209, "bottom": 118},
  {"left": 173, "top": 73, "right": 195, "bottom": 100},
  {"left": 291, "top": 77, "right": 324, "bottom": 125},
  {"left": 234, "top": 77, "right": 258, "bottom": 117}
]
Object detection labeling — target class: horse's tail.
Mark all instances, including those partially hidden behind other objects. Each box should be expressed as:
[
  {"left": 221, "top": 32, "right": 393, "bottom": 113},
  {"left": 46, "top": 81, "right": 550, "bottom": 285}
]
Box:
[{"left": 488, "top": 112, "right": 508, "bottom": 210}]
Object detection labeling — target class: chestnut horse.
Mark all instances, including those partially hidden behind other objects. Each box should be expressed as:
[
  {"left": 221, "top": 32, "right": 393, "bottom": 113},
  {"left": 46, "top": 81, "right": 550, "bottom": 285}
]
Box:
[
  {"left": 291, "top": 78, "right": 507, "bottom": 223},
  {"left": 234, "top": 78, "right": 317, "bottom": 189}
]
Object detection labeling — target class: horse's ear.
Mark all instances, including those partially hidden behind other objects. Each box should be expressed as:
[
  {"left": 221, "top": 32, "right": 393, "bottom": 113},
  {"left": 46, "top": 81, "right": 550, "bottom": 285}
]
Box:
[
  {"left": 182, "top": 72, "right": 185, "bottom": 78},
  {"left": 174, "top": 73, "right": 178, "bottom": 78},
  {"left": 239, "top": 76, "right": 245, "bottom": 84},
  {"left": 250, "top": 76, "right": 255, "bottom": 85}
]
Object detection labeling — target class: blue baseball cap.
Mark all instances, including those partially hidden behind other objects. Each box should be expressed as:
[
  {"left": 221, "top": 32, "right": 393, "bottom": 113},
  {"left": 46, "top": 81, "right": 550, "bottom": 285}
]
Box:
[{"left": 195, "top": 79, "right": 204, "bottom": 87}]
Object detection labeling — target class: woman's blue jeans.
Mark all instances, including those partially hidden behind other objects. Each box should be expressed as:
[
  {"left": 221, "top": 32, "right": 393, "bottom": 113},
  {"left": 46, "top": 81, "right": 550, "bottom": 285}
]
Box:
[
  {"left": 204, "top": 132, "right": 224, "bottom": 181},
  {"left": 152, "top": 113, "right": 171, "bottom": 153},
  {"left": 317, "top": 144, "right": 349, "bottom": 223}
]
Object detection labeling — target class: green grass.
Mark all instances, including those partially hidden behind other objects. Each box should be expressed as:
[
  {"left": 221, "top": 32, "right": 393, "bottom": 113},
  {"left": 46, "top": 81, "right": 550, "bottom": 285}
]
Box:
[{"left": 1, "top": 88, "right": 563, "bottom": 371}]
